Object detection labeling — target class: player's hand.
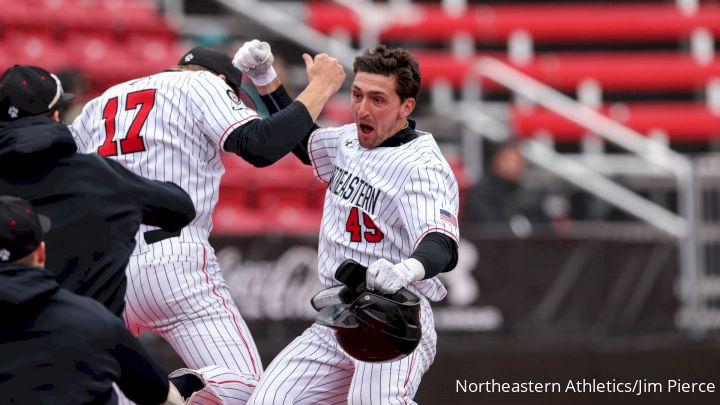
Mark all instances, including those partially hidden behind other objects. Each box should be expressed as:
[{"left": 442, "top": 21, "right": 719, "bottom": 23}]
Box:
[
  {"left": 366, "top": 258, "right": 425, "bottom": 294},
  {"left": 303, "top": 53, "right": 345, "bottom": 97},
  {"left": 232, "top": 39, "right": 277, "bottom": 86}
]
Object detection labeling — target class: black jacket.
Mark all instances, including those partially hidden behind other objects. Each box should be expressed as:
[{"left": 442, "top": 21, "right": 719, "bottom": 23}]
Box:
[
  {"left": 0, "top": 263, "right": 169, "bottom": 404},
  {"left": 0, "top": 117, "right": 196, "bottom": 315}
]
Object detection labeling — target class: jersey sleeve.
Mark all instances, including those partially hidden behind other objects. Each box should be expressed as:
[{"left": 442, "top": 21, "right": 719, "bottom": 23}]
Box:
[
  {"left": 101, "top": 157, "right": 196, "bottom": 231},
  {"left": 68, "top": 96, "right": 102, "bottom": 153},
  {"left": 398, "top": 162, "right": 460, "bottom": 251},
  {"left": 307, "top": 127, "right": 343, "bottom": 183},
  {"left": 189, "top": 72, "right": 260, "bottom": 151}
]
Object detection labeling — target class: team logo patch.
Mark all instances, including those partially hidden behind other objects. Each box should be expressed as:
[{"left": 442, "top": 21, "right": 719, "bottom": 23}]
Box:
[
  {"left": 184, "top": 53, "right": 194, "bottom": 63},
  {"left": 226, "top": 89, "right": 241, "bottom": 104},
  {"left": 8, "top": 106, "right": 18, "bottom": 119},
  {"left": 439, "top": 209, "right": 458, "bottom": 227}
]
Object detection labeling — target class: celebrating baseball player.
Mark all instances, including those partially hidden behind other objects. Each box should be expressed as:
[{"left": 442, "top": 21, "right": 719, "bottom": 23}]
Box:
[
  {"left": 70, "top": 46, "right": 345, "bottom": 404},
  {"left": 235, "top": 41, "right": 460, "bottom": 404}
]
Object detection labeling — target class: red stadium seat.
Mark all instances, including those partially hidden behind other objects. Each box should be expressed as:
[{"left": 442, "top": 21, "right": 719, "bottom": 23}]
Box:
[
  {"left": 308, "top": 3, "right": 720, "bottom": 44},
  {"left": 413, "top": 51, "right": 720, "bottom": 92},
  {"left": 512, "top": 103, "right": 720, "bottom": 142}
]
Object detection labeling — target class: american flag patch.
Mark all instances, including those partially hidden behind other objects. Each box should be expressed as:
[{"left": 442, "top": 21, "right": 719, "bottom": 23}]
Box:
[{"left": 439, "top": 209, "right": 458, "bottom": 227}]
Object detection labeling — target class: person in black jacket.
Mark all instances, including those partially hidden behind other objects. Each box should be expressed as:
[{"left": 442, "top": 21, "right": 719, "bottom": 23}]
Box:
[
  {"left": 0, "top": 65, "right": 196, "bottom": 315},
  {"left": 0, "top": 195, "right": 183, "bottom": 405}
]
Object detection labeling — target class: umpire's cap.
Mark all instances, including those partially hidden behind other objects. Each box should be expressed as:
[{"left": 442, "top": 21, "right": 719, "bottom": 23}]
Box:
[
  {"left": 178, "top": 46, "right": 244, "bottom": 91},
  {"left": 312, "top": 260, "right": 422, "bottom": 363},
  {"left": 0, "top": 65, "right": 74, "bottom": 121}
]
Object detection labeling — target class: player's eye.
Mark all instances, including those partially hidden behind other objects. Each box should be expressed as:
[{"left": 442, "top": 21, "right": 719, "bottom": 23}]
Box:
[
  {"left": 352, "top": 93, "right": 362, "bottom": 100},
  {"left": 373, "top": 97, "right": 384, "bottom": 104}
]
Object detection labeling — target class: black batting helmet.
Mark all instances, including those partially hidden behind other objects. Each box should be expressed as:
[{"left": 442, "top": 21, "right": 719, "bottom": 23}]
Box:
[{"left": 311, "top": 260, "right": 422, "bottom": 363}]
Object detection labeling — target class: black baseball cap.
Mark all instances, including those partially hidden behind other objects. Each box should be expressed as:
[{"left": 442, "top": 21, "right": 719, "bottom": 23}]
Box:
[
  {"left": 178, "top": 46, "right": 244, "bottom": 90},
  {"left": 0, "top": 196, "right": 51, "bottom": 263},
  {"left": 0, "top": 65, "right": 75, "bottom": 122}
]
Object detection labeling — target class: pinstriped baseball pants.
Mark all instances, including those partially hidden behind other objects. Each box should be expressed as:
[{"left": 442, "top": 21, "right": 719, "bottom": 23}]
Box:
[
  {"left": 123, "top": 239, "right": 263, "bottom": 404},
  {"left": 248, "top": 298, "right": 436, "bottom": 405}
]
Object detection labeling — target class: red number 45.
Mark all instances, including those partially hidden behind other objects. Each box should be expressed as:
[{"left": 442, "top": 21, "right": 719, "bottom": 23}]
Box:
[
  {"left": 98, "top": 89, "right": 156, "bottom": 157},
  {"left": 346, "top": 207, "right": 383, "bottom": 243}
]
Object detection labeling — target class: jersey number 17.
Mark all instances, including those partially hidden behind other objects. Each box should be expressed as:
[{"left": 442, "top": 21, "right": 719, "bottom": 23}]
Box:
[{"left": 98, "top": 89, "right": 156, "bottom": 157}]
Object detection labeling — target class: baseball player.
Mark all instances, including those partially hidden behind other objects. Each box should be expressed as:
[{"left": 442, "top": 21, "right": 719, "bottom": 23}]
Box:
[
  {"left": 70, "top": 46, "right": 345, "bottom": 404},
  {"left": 234, "top": 42, "right": 459, "bottom": 404}
]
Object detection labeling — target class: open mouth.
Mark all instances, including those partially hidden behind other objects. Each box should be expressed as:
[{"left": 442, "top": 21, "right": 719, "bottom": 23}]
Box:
[{"left": 359, "top": 124, "right": 374, "bottom": 135}]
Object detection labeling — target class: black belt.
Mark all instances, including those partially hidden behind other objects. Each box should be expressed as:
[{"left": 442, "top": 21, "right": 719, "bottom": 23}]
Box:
[{"left": 143, "top": 229, "right": 181, "bottom": 244}]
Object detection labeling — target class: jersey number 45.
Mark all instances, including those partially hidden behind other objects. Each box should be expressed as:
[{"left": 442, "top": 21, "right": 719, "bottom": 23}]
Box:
[
  {"left": 98, "top": 89, "right": 156, "bottom": 157},
  {"left": 346, "top": 207, "right": 383, "bottom": 243}
]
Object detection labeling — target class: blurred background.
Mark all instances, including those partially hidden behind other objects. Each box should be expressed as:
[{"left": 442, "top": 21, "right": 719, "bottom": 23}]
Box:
[{"left": 4, "top": 0, "right": 720, "bottom": 403}]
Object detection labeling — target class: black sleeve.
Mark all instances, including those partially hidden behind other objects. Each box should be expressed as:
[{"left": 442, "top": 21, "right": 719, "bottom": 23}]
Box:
[
  {"left": 111, "top": 322, "right": 169, "bottom": 404},
  {"left": 103, "top": 157, "right": 196, "bottom": 232},
  {"left": 259, "top": 85, "right": 317, "bottom": 165},
  {"left": 410, "top": 232, "right": 458, "bottom": 278},
  {"left": 223, "top": 100, "right": 316, "bottom": 167}
]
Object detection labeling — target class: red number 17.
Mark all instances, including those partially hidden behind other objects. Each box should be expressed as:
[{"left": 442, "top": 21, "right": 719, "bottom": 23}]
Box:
[{"left": 97, "top": 89, "right": 156, "bottom": 157}]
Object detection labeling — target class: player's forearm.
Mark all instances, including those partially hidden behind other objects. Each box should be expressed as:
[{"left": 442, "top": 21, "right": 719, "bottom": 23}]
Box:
[
  {"left": 141, "top": 182, "right": 197, "bottom": 232},
  {"left": 295, "top": 80, "right": 337, "bottom": 122},
  {"left": 104, "top": 158, "right": 196, "bottom": 230},
  {"left": 410, "top": 232, "right": 458, "bottom": 278},
  {"left": 259, "top": 85, "right": 314, "bottom": 164},
  {"left": 254, "top": 77, "right": 282, "bottom": 95},
  {"left": 224, "top": 100, "right": 314, "bottom": 167}
]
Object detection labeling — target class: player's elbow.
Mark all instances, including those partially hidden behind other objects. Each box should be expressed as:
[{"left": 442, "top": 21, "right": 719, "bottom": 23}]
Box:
[
  {"left": 242, "top": 151, "right": 276, "bottom": 168},
  {"left": 170, "top": 204, "right": 196, "bottom": 231}
]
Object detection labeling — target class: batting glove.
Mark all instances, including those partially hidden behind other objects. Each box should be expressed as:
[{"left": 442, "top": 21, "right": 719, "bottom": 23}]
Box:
[
  {"left": 232, "top": 39, "right": 277, "bottom": 86},
  {"left": 366, "top": 258, "right": 425, "bottom": 294}
]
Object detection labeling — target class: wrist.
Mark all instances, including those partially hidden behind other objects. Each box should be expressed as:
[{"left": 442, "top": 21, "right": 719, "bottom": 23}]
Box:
[
  {"left": 306, "top": 79, "right": 338, "bottom": 101},
  {"left": 403, "top": 258, "right": 425, "bottom": 282},
  {"left": 250, "top": 66, "right": 277, "bottom": 86}
]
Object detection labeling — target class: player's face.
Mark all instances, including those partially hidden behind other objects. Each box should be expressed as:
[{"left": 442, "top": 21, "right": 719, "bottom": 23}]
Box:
[{"left": 351, "top": 72, "right": 415, "bottom": 148}]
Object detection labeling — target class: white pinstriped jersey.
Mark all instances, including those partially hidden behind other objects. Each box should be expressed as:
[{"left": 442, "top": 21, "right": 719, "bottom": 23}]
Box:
[
  {"left": 71, "top": 70, "right": 265, "bottom": 404},
  {"left": 70, "top": 70, "right": 259, "bottom": 235},
  {"left": 308, "top": 123, "right": 460, "bottom": 302}
]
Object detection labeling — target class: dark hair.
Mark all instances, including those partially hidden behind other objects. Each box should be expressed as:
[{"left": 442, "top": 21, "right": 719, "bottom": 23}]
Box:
[{"left": 353, "top": 45, "right": 421, "bottom": 101}]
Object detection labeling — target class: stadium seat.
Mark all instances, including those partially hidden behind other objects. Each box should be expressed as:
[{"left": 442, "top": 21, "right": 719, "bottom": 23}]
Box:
[
  {"left": 512, "top": 103, "right": 720, "bottom": 142},
  {"left": 413, "top": 51, "right": 720, "bottom": 92},
  {"left": 308, "top": 3, "right": 720, "bottom": 44}
]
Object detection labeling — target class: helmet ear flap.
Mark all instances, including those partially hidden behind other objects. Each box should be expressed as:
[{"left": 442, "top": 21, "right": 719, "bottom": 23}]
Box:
[{"left": 334, "top": 259, "right": 368, "bottom": 294}]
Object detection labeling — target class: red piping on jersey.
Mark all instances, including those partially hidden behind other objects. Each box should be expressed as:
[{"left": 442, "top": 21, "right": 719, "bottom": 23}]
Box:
[
  {"left": 207, "top": 379, "right": 256, "bottom": 388},
  {"left": 307, "top": 129, "right": 329, "bottom": 183},
  {"left": 403, "top": 351, "right": 416, "bottom": 404},
  {"left": 218, "top": 115, "right": 259, "bottom": 146},
  {"left": 200, "top": 245, "right": 259, "bottom": 377},
  {"left": 413, "top": 227, "right": 458, "bottom": 251}
]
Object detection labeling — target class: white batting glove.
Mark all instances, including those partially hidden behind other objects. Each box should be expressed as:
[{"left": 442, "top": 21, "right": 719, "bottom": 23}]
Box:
[
  {"left": 366, "top": 258, "right": 425, "bottom": 294},
  {"left": 232, "top": 39, "right": 277, "bottom": 86}
]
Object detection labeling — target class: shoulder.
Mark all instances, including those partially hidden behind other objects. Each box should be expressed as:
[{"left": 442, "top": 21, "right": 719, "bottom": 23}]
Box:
[
  {"left": 314, "top": 123, "right": 355, "bottom": 137},
  {"left": 310, "top": 123, "right": 356, "bottom": 143},
  {"left": 399, "top": 134, "right": 456, "bottom": 177},
  {"left": 187, "top": 70, "right": 229, "bottom": 88}
]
